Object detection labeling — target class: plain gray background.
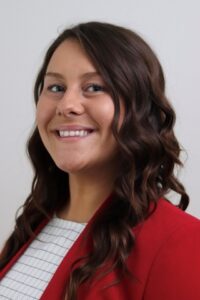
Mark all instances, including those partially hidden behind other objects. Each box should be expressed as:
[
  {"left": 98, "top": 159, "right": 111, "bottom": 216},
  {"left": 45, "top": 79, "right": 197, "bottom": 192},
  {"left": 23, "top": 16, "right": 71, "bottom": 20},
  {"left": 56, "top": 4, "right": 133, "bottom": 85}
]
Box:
[{"left": 0, "top": 0, "right": 200, "bottom": 248}]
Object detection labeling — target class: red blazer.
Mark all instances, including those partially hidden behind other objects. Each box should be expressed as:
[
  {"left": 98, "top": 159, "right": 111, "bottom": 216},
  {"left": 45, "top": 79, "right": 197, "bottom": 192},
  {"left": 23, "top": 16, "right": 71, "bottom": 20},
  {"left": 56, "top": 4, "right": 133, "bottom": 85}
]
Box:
[{"left": 1, "top": 197, "right": 200, "bottom": 300}]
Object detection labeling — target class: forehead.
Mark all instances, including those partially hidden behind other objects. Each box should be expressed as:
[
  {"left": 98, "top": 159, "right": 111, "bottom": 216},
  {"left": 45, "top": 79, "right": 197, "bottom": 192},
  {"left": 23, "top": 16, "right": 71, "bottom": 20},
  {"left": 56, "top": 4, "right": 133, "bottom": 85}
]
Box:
[{"left": 46, "top": 39, "right": 97, "bottom": 75}]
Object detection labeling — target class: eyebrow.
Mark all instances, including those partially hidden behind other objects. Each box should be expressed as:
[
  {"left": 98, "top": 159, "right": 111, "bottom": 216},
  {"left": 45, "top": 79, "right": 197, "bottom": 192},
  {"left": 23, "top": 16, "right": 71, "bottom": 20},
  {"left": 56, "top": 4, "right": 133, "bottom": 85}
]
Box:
[
  {"left": 45, "top": 72, "right": 64, "bottom": 79},
  {"left": 45, "top": 71, "right": 101, "bottom": 80}
]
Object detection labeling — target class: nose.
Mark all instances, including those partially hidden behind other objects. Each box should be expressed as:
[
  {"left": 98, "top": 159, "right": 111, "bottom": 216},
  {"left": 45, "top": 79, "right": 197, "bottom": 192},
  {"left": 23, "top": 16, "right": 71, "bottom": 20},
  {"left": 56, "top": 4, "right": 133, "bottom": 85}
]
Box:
[{"left": 56, "top": 88, "right": 84, "bottom": 117}]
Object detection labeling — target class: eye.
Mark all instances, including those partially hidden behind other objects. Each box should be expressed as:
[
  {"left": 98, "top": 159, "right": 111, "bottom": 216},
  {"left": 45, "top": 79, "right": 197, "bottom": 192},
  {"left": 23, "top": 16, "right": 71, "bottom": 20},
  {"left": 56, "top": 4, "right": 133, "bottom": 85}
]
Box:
[
  {"left": 84, "top": 84, "right": 105, "bottom": 93},
  {"left": 47, "top": 84, "right": 65, "bottom": 93}
]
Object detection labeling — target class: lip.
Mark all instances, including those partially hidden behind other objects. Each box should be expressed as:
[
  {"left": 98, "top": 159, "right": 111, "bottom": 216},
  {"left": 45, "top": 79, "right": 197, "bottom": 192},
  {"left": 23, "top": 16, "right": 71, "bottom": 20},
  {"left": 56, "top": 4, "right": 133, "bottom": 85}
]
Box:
[
  {"left": 52, "top": 124, "right": 96, "bottom": 132},
  {"left": 51, "top": 124, "right": 97, "bottom": 141}
]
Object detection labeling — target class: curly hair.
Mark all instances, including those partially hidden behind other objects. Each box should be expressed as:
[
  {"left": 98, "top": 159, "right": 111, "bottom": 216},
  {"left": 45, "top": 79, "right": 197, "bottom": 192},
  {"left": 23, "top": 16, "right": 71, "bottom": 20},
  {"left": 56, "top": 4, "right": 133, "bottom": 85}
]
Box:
[{"left": 0, "top": 21, "right": 189, "bottom": 299}]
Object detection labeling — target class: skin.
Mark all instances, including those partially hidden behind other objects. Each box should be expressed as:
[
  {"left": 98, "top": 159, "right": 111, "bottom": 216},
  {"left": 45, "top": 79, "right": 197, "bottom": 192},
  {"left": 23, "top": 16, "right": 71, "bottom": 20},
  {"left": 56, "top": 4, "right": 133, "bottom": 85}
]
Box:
[{"left": 36, "top": 39, "right": 124, "bottom": 222}]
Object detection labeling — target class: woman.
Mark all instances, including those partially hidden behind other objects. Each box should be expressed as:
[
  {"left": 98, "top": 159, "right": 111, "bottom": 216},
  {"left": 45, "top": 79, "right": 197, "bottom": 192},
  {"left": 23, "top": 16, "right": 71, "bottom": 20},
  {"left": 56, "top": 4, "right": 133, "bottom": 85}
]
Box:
[{"left": 0, "top": 21, "right": 200, "bottom": 300}]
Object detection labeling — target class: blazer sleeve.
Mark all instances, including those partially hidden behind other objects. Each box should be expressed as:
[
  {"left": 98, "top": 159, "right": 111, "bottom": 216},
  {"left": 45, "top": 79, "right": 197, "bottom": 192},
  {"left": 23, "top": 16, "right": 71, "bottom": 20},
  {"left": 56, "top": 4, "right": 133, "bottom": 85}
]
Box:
[{"left": 143, "top": 221, "right": 200, "bottom": 300}]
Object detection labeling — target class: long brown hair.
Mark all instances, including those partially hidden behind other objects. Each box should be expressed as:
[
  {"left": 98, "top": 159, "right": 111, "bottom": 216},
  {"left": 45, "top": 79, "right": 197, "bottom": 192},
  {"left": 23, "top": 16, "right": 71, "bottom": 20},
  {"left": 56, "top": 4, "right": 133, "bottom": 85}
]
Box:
[{"left": 0, "top": 21, "right": 189, "bottom": 299}]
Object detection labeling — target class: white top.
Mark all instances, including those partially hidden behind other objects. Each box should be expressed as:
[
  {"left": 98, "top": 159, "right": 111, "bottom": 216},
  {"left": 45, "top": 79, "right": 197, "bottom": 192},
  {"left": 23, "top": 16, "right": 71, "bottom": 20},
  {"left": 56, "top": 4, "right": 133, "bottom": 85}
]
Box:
[{"left": 0, "top": 215, "right": 86, "bottom": 299}]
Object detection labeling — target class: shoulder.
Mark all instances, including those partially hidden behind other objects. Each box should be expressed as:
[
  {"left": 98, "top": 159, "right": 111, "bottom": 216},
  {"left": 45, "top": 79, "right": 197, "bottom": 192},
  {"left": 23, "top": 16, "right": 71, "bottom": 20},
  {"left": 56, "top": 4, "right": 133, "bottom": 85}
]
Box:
[
  {"left": 151, "top": 197, "right": 199, "bottom": 225},
  {"left": 134, "top": 198, "right": 200, "bottom": 300},
  {"left": 133, "top": 198, "right": 200, "bottom": 264},
  {"left": 134, "top": 197, "right": 200, "bottom": 242}
]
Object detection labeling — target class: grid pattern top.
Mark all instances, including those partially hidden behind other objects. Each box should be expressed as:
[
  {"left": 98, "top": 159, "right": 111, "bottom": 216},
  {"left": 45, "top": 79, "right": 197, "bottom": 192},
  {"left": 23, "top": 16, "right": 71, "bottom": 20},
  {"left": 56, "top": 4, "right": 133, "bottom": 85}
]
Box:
[{"left": 0, "top": 215, "right": 86, "bottom": 299}]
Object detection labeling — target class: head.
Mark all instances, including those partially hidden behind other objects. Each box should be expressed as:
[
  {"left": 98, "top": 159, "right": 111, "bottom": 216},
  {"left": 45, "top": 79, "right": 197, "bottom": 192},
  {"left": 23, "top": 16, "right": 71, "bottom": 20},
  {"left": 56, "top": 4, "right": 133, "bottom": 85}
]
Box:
[
  {"left": 36, "top": 38, "right": 124, "bottom": 178},
  {"left": 33, "top": 21, "right": 188, "bottom": 213}
]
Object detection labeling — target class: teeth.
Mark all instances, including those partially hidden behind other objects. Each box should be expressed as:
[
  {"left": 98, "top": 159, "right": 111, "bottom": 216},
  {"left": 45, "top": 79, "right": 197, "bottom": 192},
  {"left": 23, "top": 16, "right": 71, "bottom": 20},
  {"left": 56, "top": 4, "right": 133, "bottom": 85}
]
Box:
[
  {"left": 58, "top": 130, "right": 90, "bottom": 137},
  {"left": 69, "top": 131, "right": 75, "bottom": 136}
]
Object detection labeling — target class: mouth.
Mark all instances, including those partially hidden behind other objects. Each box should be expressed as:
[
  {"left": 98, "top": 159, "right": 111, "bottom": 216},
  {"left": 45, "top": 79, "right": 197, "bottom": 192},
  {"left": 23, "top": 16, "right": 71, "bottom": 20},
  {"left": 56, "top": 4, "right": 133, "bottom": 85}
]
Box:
[{"left": 55, "top": 129, "right": 95, "bottom": 139}]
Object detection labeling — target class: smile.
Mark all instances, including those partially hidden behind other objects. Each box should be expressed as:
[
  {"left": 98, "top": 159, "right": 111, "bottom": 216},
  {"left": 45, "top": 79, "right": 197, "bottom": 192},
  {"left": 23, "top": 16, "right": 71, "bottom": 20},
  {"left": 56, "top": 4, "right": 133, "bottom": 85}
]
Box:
[{"left": 58, "top": 130, "right": 90, "bottom": 137}]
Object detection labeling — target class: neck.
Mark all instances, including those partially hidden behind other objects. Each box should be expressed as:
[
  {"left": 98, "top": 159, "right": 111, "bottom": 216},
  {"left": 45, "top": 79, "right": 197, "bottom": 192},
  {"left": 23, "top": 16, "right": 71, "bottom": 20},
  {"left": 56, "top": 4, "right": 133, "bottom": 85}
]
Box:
[{"left": 57, "top": 168, "right": 116, "bottom": 223}]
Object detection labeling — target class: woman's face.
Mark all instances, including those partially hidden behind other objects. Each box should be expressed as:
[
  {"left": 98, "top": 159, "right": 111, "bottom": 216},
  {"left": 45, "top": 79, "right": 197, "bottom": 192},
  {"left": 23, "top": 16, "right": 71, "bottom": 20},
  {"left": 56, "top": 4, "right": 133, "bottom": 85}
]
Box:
[{"left": 36, "top": 39, "right": 123, "bottom": 175}]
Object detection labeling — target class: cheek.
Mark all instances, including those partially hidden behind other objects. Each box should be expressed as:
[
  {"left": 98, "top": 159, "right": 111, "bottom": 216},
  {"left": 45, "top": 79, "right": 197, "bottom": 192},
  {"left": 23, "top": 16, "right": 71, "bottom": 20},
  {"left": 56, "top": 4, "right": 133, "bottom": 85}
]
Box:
[
  {"left": 36, "top": 97, "right": 54, "bottom": 128},
  {"left": 95, "top": 99, "right": 125, "bottom": 133},
  {"left": 93, "top": 99, "right": 115, "bottom": 129}
]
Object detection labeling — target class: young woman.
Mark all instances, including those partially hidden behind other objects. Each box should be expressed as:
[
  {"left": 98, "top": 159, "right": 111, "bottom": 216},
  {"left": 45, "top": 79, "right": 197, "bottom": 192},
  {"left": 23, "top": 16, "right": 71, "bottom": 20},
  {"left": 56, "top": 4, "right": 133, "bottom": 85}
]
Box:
[{"left": 0, "top": 21, "right": 200, "bottom": 300}]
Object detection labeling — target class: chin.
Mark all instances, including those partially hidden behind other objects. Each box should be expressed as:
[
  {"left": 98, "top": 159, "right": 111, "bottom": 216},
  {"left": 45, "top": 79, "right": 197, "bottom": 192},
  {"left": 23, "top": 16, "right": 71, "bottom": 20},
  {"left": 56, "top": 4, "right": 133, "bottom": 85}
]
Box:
[{"left": 55, "top": 160, "right": 87, "bottom": 174}]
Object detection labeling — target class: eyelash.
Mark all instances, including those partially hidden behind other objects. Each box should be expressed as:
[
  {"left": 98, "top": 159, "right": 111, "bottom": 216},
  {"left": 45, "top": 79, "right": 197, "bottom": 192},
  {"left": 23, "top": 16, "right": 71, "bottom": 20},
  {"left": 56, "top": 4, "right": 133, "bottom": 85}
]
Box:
[
  {"left": 46, "top": 83, "right": 106, "bottom": 94},
  {"left": 84, "top": 84, "right": 105, "bottom": 92},
  {"left": 47, "top": 85, "right": 65, "bottom": 93}
]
